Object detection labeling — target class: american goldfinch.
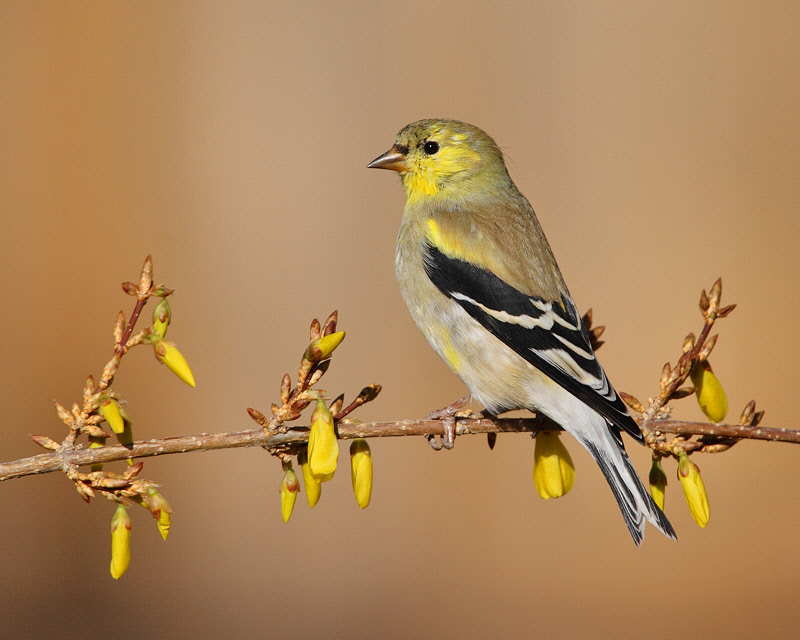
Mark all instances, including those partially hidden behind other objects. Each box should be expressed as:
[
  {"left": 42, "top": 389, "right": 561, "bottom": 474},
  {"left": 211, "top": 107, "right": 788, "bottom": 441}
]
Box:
[{"left": 368, "top": 119, "right": 676, "bottom": 545}]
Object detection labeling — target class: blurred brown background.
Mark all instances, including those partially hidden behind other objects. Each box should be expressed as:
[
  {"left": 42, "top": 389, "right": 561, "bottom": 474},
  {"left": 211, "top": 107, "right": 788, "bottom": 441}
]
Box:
[{"left": 2, "top": 2, "right": 799, "bottom": 638}]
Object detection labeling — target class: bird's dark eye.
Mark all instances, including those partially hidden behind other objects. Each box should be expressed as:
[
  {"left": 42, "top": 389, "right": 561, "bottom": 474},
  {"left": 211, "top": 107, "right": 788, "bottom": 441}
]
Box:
[{"left": 423, "top": 140, "right": 440, "bottom": 155}]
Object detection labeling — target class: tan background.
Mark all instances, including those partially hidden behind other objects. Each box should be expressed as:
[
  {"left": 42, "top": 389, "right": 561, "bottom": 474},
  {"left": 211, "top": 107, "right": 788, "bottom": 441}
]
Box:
[{"left": 2, "top": 2, "right": 799, "bottom": 638}]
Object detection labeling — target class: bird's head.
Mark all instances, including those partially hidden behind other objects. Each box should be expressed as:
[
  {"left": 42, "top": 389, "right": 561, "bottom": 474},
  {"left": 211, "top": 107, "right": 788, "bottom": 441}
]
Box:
[{"left": 368, "top": 119, "right": 511, "bottom": 203}]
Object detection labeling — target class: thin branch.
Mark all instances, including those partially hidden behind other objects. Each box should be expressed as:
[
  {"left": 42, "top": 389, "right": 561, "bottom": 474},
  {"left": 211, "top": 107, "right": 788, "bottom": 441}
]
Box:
[
  {"left": 117, "top": 255, "right": 154, "bottom": 356},
  {"left": 3, "top": 416, "right": 796, "bottom": 483}
]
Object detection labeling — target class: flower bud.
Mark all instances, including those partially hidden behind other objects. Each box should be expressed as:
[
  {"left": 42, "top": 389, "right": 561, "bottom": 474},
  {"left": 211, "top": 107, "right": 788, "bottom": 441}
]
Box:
[
  {"left": 298, "top": 449, "right": 321, "bottom": 508},
  {"left": 304, "top": 331, "right": 346, "bottom": 363},
  {"left": 677, "top": 452, "right": 710, "bottom": 527},
  {"left": 151, "top": 284, "right": 174, "bottom": 297},
  {"left": 114, "top": 416, "right": 135, "bottom": 466},
  {"left": 280, "top": 465, "right": 300, "bottom": 523},
  {"left": 89, "top": 435, "right": 106, "bottom": 473},
  {"left": 54, "top": 401, "right": 74, "bottom": 427},
  {"left": 152, "top": 298, "right": 171, "bottom": 338},
  {"left": 146, "top": 487, "right": 173, "bottom": 541},
  {"left": 619, "top": 391, "right": 645, "bottom": 414},
  {"left": 280, "top": 373, "right": 291, "bottom": 406},
  {"left": 152, "top": 338, "right": 196, "bottom": 387},
  {"left": 328, "top": 394, "right": 344, "bottom": 418},
  {"left": 99, "top": 397, "right": 125, "bottom": 435},
  {"left": 309, "top": 317, "right": 322, "bottom": 341},
  {"left": 157, "top": 510, "right": 171, "bottom": 540},
  {"left": 690, "top": 360, "right": 728, "bottom": 423},
  {"left": 349, "top": 439, "right": 373, "bottom": 509},
  {"left": 356, "top": 383, "right": 381, "bottom": 404},
  {"left": 321, "top": 310, "right": 338, "bottom": 336},
  {"left": 308, "top": 398, "right": 338, "bottom": 482},
  {"left": 139, "top": 255, "right": 154, "bottom": 292},
  {"left": 110, "top": 505, "right": 132, "bottom": 579},
  {"left": 648, "top": 458, "right": 667, "bottom": 511},
  {"left": 533, "top": 431, "right": 575, "bottom": 499},
  {"left": 30, "top": 434, "right": 59, "bottom": 451}
]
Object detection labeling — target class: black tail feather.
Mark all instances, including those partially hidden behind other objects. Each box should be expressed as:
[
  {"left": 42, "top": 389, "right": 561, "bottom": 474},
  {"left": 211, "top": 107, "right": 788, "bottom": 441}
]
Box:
[{"left": 585, "top": 440, "right": 677, "bottom": 546}]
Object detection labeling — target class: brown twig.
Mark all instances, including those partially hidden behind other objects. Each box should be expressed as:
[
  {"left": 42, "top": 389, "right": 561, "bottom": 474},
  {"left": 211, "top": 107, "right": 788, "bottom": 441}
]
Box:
[
  {"left": 4, "top": 416, "right": 795, "bottom": 483},
  {"left": 46, "top": 255, "right": 188, "bottom": 507},
  {"left": 619, "top": 278, "right": 746, "bottom": 460},
  {"left": 116, "top": 255, "right": 154, "bottom": 356}
]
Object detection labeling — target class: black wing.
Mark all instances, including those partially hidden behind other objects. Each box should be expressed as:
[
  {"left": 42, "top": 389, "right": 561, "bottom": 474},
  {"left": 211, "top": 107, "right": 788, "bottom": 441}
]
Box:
[{"left": 424, "top": 243, "right": 643, "bottom": 443}]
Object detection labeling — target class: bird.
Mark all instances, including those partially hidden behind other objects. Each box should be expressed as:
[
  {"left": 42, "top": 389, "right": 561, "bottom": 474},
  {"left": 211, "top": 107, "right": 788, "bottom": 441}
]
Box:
[{"left": 367, "top": 118, "right": 676, "bottom": 545}]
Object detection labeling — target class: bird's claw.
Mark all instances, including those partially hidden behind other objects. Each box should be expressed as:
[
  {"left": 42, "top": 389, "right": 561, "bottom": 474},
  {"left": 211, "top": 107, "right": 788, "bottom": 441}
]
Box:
[
  {"left": 425, "top": 395, "right": 470, "bottom": 450},
  {"left": 426, "top": 434, "right": 444, "bottom": 451},
  {"left": 425, "top": 416, "right": 456, "bottom": 450}
]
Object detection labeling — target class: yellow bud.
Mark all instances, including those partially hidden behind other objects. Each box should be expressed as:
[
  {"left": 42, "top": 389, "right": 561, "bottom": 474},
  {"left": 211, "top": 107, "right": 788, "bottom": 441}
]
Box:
[
  {"left": 114, "top": 417, "right": 135, "bottom": 466},
  {"left": 153, "top": 338, "right": 196, "bottom": 387},
  {"left": 349, "top": 438, "right": 373, "bottom": 509},
  {"left": 298, "top": 449, "right": 321, "bottom": 508},
  {"left": 89, "top": 436, "right": 105, "bottom": 473},
  {"left": 533, "top": 431, "right": 575, "bottom": 499},
  {"left": 110, "top": 505, "right": 132, "bottom": 579},
  {"left": 317, "top": 331, "right": 345, "bottom": 358},
  {"left": 648, "top": 458, "right": 667, "bottom": 511},
  {"left": 308, "top": 399, "right": 338, "bottom": 482},
  {"left": 146, "top": 487, "right": 173, "bottom": 541},
  {"left": 280, "top": 466, "right": 300, "bottom": 523},
  {"left": 157, "top": 510, "right": 171, "bottom": 541},
  {"left": 690, "top": 360, "right": 728, "bottom": 423},
  {"left": 152, "top": 298, "right": 171, "bottom": 338},
  {"left": 99, "top": 397, "right": 125, "bottom": 435},
  {"left": 305, "top": 331, "right": 346, "bottom": 362},
  {"left": 677, "top": 452, "right": 710, "bottom": 527}
]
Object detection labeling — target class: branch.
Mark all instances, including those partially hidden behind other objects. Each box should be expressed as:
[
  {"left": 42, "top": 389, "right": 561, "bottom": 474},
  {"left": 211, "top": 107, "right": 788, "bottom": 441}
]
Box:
[
  {"left": 18, "top": 257, "right": 785, "bottom": 579},
  {"left": 3, "top": 416, "right": 796, "bottom": 483}
]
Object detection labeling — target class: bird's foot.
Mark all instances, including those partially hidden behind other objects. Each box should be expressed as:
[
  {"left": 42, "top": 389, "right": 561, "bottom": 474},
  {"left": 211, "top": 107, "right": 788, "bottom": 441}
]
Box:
[{"left": 425, "top": 394, "right": 472, "bottom": 450}]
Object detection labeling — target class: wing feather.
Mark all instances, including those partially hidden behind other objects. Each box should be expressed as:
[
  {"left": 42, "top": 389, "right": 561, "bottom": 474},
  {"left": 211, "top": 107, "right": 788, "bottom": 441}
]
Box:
[{"left": 424, "top": 243, "right": 643, "bottom": 443}]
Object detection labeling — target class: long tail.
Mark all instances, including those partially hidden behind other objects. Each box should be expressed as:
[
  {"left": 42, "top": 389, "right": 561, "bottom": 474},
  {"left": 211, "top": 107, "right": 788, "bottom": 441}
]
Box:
[
  {"left": 524, "top": 383, "right": 676, "bottom": 544},
  {"left": 579, "top": 427, "right": 676, "bottom": 546}
]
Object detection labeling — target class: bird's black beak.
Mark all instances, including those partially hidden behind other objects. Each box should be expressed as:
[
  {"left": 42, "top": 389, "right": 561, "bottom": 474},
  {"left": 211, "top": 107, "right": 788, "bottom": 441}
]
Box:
[{"left": 367, "top": 144, "right": 410, "bottom": 172}]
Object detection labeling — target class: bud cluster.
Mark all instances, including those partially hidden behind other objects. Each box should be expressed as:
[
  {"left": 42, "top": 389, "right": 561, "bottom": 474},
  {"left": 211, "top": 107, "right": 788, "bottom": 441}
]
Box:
[
  {"left": 248, "top": 312, "right": 381, "bottom": 522},
  {"left": 29, "top": 256, "right": 194, "bottom": 579},
  {"left": 615, "top": 279, "right": 764, "bottom": 531}
]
